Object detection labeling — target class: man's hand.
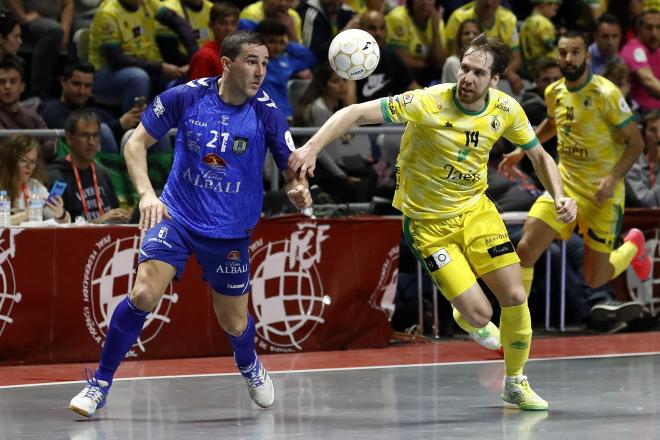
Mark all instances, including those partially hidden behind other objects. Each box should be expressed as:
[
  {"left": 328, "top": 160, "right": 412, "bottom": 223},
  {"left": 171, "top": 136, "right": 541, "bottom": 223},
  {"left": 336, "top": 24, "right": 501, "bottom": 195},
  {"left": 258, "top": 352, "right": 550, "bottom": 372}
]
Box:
[
  {"left": 44, "top": 195, "right": 66, "bottom": 220},
  {"left": 555, "top": 196, "right": 577, "bottom": 224},
  {"left": 594, "top": 176, "right": 617, "bottom": 206},
  {"left": 286, "top": 184, "right": 312, "bottom": 209},
  {"left": 119, "top": 106, "right": 143, "bottom": 130},
  {"left": 497, "top": 147, "right": 525, "bottom": 179},
  {"left": 96, "top": 208, "right": 132, "bottom": 224},
  {"left": 138, "top": 191, "right": 171, "bottom": 230},
  {"left": 288, "top": 143, "right": 321, "bottom": 177},
  {"left": 162, "top": 63, "right": 186, "bottom": 79},
  {"left": 22, "top": 11, "right": 40, "bottom": 23}
]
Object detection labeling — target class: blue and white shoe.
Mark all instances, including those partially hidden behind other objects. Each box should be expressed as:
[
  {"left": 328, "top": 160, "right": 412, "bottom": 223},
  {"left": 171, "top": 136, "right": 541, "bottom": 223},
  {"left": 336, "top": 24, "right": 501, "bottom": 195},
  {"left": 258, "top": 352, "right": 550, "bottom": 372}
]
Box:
[
  {"left": 69, "top": 369, "right": 110, "bottom": 417},
  {"left": 240, "top": 358, "right": 274, "bottom": 408}
]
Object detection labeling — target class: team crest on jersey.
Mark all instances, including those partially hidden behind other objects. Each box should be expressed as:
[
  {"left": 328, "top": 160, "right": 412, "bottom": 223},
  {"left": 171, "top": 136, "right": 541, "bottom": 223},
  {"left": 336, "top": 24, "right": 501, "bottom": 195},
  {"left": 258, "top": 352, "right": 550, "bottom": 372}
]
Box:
[
  {"left": 583, "top": 97, "right": 592, "bottom": 108},
  {"left": 227, "top": 250, "right": 241, "bottom": 261},
  {"left": 232, "top": 137, "right": 248, "bottom": 154},
  {"left": 490, "top": 115, "right": 501, "bottom": 132},
  {"left": 203, "top": 153, "right": 227, "bottom": 168},
  {"left": 402, "top": 92, "right": 414, "bottom": 105}
]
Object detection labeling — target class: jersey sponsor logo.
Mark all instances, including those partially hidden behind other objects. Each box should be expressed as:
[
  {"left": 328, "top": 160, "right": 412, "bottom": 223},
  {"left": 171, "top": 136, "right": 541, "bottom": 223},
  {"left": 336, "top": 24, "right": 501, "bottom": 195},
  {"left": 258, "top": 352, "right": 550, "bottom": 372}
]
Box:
[
  {"left": 424, "top": 247, "right": 452, "bottom": 272},
  {"left": 485, "top": 232, "right": 509, "bottom": 245},
  {"left": 386, "top": 96, "right": 396, "bottom": 116},
  {"left": 216, "top": 260, "right": 248, "bottom": 274},
  {"left": 487, "top": 241, "right": 515, "bottom": 258},
  {"left": 232, "top": 137, "right": 248, "bottom": 154},
  {"left": 189, "top": 119, "right": 207, "bottom": 127},
  {"left": 202, "top": 153, "right": 227, "bottom": 168},
  {"left": 440, "top": 164, "right": 482, "bottom": 184},
  {"left": 0, "top": 229, "right": 22, "bottom": 337},
  {"left": 182, "top": 168, "right": 241, "bottom": 193},
  {"left": 227, "top": 283, "right": 246, "bottom": 289},
  {"left": 402, "top": 92, "right": 414, "bottom": 105},
  {"left": 558, "top": 143, "right": 589, "bottom": 160},
  {"left": 495, "top": 97, "right": 510, "bottom": 113},
  {"left": 633, "top": 47, "right": 647, "bottom": 63},
  {"left": 227, "top": 250, "right": 241, "bottom": 260},
  {"left": 153, "top": 96, "right": 165, "bottom": 118}
]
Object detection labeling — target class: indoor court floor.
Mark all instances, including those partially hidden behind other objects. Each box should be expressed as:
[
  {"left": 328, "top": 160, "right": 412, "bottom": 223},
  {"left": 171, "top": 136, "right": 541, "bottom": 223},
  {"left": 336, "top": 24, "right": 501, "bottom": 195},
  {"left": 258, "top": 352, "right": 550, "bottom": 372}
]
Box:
[{"left": 1, "top": 332, "right": 659, "bottom": 440}]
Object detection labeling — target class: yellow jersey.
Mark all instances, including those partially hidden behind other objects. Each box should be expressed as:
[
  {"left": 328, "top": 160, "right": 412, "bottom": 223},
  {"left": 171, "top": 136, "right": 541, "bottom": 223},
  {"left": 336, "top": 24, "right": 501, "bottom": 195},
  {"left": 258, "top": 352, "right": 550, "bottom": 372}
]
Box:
[
  {"left": 89, "top": 0, "right": 162, "bottom": 70},
  {"left": 239, "top": 1, "right": 302, "bottom": 42},
  {"left": 444, "top": 1, "right": 518, "bottom": 55},
  {"left": 520, "top": 13, "right": 558, "bottom": 67},
  {"left": 545, "top": 74, "right": 635, "bottom": 202},
  {"left": 381, "top": 84, "right": 539, "bottom": 219},
  {"left": 154, "top": 0, "right": 214, "bottom": 46},
  {"left": 384, "top": 6, "right": 444, "bottom": 60}
]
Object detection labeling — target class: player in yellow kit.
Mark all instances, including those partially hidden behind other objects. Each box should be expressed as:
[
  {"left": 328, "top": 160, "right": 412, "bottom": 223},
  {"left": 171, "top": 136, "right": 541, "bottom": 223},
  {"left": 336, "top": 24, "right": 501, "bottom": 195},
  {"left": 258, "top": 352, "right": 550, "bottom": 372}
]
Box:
[
  {"left": 500, "top": 32, "right": 650, "bottom": 303},
  {"left": 289, "top": 34, "right": 577, "bottom": 411}
]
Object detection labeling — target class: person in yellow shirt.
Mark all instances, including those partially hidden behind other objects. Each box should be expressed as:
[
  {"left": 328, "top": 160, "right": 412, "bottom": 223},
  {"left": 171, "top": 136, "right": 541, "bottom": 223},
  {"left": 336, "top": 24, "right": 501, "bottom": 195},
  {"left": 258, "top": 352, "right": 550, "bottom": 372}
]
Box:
[
  {"left": 239, "top": 0, "right": 302, "bottom": 43},
  {"left": 289, "top": 34, "right": 577, "bottom": 411},
  {"left": 384, "top": 0, "right": 446, "bottom": 85},
  {"left": 154, "top": 0, "right": 214, "bottom": 66},
  {"left": 444, "top": 0, "right": 524, "bottom": 95},
  {"left": 500, "top": 32, "right": 650, "bottom": 307},
  {"left": 520, "top": 0, "right": 560, "bottom": 72}
]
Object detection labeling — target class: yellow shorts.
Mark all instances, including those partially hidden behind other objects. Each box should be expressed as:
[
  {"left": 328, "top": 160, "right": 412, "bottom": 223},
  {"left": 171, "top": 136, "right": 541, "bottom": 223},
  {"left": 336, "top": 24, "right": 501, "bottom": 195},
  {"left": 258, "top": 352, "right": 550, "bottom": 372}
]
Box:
[
  {"left": 527, "top": 191, "right": 624, "bottom": 253},
  {"left": 402, "top": 194, "right": 520, "bottom": 301}
]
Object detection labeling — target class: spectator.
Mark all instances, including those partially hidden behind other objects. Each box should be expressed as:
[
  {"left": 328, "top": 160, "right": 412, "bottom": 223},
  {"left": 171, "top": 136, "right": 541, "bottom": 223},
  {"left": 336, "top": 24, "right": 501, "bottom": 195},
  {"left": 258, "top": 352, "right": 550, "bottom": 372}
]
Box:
[
  {"left": 589, "top": 13, "right": 623, "bottom": 74},
  {"left": 256, "top": 18, "right": 315, "bottom": 119},
  {"left": 441, "top": 18, "right": 481, "bottom": 84},
  {"left": 607, "top": 0, "right": 644, "bottom": 44},
  {"left": 520, "top": 0, "right": 560, "bottom": 72},
  {"left": 73, "top": 0, "right": 100, "bottom": 31},
  {"left": 602, "top": 61, "right": 640, "bottom": 117},
  {"left": 346, "top": 0, "right": 383, "bottom": 15},
  {"left": 189, "top": 2, "right": 239, "bottom": 80},
  {"left": 384, "top": 0, "right": 446, "bottom": 86},
  {"left": 520, "top": 58, "right": 562, "bottom": 127},
  {"left": 2, "top": 0, "right": 71, "bottom": 97},
  {"left": 626, "top": 110, "right": 660, "bottom": 206},
  {"left": 298, "top": 0, "right": 356, "bottom": 62},
  {"left": 154, "top": 0, "right": 214, "bottom": 67},
  {"left": 0, "top": 12, "right": 22, "bottom": 60},
  {"left": 47, "top": 110, "right": 131, "bottom": 223},
  {"left": 88, "top": 0, "right": 186, "bottom": 112},
  {"left": 293, "top": 63, "right": 377, "bottom": 203},
  {"left": 0, "top": 57, "right": 56, "bottom": 161},
  {"left": 444, "top": 0, "right": 523, "bottom": 94},
  {"left": 620, "top": 9, "right": 660, "bottom": 113},
  {"left": 38, "top": 61, "right": 143, "bottom": 153},
  {"left": 0, "top": 134, "right": 70, "bottom": 224},
  {"left": 240, "top": 0, "right": 302, "bottom": 43}
]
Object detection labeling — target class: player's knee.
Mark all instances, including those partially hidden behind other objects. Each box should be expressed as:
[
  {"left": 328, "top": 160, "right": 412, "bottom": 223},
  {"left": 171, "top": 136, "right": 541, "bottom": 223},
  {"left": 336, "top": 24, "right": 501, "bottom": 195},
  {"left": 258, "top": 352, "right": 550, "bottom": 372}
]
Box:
[
  {"left": 463, "top": 304, "right": 492, "bottom": 328},
  {"left": 129, "top": 282, "right": 162, "bottom": 311},
  {"left": 516, "top": 240, "right": 534, "bottom": 266},
  {"left": 216, "top": 312, "right": 247, "bottom": 337},
  {"left": 506, "top": 290, "right": 528, "bottom": 306}
]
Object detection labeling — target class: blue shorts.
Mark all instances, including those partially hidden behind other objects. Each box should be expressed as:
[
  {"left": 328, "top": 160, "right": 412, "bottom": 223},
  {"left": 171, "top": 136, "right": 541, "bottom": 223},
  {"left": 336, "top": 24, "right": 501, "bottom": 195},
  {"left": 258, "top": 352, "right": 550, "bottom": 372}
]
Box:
[{"left": 138, "top": 217, "right": 250, "bottom": 296}]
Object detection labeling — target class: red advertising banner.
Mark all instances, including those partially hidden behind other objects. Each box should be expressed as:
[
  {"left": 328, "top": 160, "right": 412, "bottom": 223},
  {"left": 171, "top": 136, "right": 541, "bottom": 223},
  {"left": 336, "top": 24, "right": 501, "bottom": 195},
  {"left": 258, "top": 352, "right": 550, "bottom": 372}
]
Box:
[{"left": 0, "top": 216, "right": 400, "bottom": 365}]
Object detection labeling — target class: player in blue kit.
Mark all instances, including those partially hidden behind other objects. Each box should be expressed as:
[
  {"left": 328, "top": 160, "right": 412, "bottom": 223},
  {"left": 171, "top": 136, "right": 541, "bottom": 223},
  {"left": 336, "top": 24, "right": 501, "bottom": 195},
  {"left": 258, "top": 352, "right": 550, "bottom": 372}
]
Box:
[{"left": 69, "top": 31, "right": 312, "bottom": 418}]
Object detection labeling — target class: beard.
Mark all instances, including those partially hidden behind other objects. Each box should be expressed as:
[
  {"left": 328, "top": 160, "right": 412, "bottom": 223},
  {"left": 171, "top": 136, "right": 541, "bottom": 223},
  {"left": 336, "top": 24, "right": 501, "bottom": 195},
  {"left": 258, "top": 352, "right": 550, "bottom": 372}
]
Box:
[
  {"left": 457, "top": 83, "right": 488, "bottom": 104},
  {"left": 560, "top": 60, "right": 587, "bottom": 81}
]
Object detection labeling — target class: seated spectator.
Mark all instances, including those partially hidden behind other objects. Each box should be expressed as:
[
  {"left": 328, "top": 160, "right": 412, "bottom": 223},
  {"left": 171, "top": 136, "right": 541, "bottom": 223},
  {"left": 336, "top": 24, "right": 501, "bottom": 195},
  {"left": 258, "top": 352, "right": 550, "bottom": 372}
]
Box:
[
  {"left": 189, "top": 2, "right": 239, "bottom": 80},
  {"left": 346, "top": 0, "right": 383, "bottom": 15},
  {"left": 47, "top": 109, "right": 131, "bottom": 223},
  {"left": 602, "top": 61, "right": 641, "bottom": 118},
  {"left": 520, "top": 58, "right": 562, "bottom": 127},
  {"left": 0, "top": 57, "right": 56, "bottom": 161},
  {"left": 444, "top": 0, "right": 524, "bottom": 95},
  {"left": 589, "top": 13, "right": 622, "bottom": 75},
  {"left": 0, "top": 13, "right": 22, "bottom": 60},
  {"left": 520, "top": 0, "right": 560, "bottom": 73},
  {"left": 4, "top": 0, "right": 72, "bottom": 98},
  {"left": 88, "top": 0, "right": 186, "bottom": 112},
  {"left": 384, "top": 0, "right": 445, "bottom": 86},
  {"left": 626, "top": 110, "right": 660, "bottom": 206},
  {"left": 256, "top": 18, "right": 315, "bottom": 119},
  {"left": 441, "top": 18, "right": 481, "bottom": 84},
  {"left": 0, "top": 134, "right": 70, "bottom": 224},
  {"left": 607, "top": 0, "right": 644, "bottom": 44},
  {"left": 620, "top": 9, "right": 660, "bottom": 113},
  {"left": 73, "top": 0, "right": 100, "bottom": 31},
  {"left": 293, "top": 63, "right": 377, "bottom": 203},
  {"left": 38, "top": 61, "right": 143, "bottom": 153},
  {"left": 298, "top": 0, "right": 356, "bottom": 62},
  {"left": 155, "top": 0, "right": 214, "bottom": 66},
  {"left": 240, "top": 0, "right": 302, "bottom": 43}
]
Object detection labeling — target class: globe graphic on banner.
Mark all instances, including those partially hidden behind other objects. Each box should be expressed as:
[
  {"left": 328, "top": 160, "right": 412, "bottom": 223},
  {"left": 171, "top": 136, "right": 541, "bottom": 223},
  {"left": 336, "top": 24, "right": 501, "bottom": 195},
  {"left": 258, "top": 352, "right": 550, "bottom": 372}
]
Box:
[
  {"left": 89, "top": 236, "right": 178, "bottom": 352},
  {"left": 0, "top": 250, "right": 20, "bottom": 337},
  {"left": 250, "top": 239, "right": 331, "bottom": 350}
]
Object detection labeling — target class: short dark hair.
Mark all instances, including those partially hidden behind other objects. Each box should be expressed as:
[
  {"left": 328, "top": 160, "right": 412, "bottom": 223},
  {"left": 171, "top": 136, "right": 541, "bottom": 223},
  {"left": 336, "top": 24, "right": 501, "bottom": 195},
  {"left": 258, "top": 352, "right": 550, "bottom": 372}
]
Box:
[
  {"left": 636, "top": 9, "right": 660, "bottom": 30},
  {"left": 62, "top": 61, "right": 95, "bottom": 80},
  {"left": 558, "top": 30, "right": 589, "bottom": 49},
  {"left": 65, "top": 109, "right": 100, "bottom": 134},
  {"left": 210, "top": 1, "right": 239, "bottom": 23},
  {"left": 454, "top": 18, "right": 481, "bottom": 55},
  {"left": 461, "top": 33, "right": 510, "bottom": 77},
  {"left": 255, "top": 17, "right": 288, "bottom": 37},
  {"left": 221, "top": 31, "right": 266, "bottom": 60},
  {"left": 602, "top": 61, "right": 629, "bottom": 86},
  {"left": 596, "top": 12, "right": 621, "bottom": 31},
  {"left": 0, "top": 56, "right": 24, "bottom": 81},
  {"left": 0, "top": 12, "right": 19, "bottom": 38},
  {"left": 535, "top": 57, "right": 560, "bottom": 77}
]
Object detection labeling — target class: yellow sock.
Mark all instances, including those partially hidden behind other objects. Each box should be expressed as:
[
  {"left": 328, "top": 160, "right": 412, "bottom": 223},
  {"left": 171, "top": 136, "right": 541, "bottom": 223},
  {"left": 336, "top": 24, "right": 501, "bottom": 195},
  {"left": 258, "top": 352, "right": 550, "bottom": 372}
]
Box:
[
  {"left": 500, "top": 301, "right": 532, "bottom": 377},
  {"left": 521, "top": 266, "right": 534, "bottom": 297},
  {"left": 452, "top": 307, "right": 480, "bottom": 333},
  {"left": 609, "top": 241, "right": 638, "bottom": 278}
]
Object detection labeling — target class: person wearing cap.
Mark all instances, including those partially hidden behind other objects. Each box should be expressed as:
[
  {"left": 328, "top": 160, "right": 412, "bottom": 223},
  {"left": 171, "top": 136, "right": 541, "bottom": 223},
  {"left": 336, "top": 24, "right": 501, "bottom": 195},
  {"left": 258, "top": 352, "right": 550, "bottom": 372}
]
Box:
[{"left": 520, "top": 0, "right": 561, "bottom": 72}]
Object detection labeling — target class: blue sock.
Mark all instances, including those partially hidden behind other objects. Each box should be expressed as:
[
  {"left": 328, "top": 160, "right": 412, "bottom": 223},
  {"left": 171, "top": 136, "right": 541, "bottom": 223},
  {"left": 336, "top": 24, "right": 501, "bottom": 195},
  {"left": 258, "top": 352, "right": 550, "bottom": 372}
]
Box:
[
  {"left": 227, "top": 314, "right": 257, "bottom": 370},
  {"left": 95, "top": 297, "right": 149, "bottom": 384}
]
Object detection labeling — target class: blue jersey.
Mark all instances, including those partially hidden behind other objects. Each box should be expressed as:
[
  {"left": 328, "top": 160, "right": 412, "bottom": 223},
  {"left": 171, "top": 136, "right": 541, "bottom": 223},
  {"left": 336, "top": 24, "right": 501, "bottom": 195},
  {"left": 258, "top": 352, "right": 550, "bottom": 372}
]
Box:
[{"left": 141, "top": 77, "right": 295, "bottom": 238}]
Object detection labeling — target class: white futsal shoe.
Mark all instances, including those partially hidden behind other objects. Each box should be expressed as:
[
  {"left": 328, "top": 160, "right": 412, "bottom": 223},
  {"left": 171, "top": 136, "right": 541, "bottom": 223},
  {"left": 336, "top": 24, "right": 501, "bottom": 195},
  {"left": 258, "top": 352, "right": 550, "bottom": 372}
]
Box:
[
  {"left": 240, "top": 358, "right": 274, "bottom": 408},
  {"left": 469, "top": 321, "right": 502, "bottom": 351},
  {"left": 69, "top": 369, "right": 110, "bottom": 417}
]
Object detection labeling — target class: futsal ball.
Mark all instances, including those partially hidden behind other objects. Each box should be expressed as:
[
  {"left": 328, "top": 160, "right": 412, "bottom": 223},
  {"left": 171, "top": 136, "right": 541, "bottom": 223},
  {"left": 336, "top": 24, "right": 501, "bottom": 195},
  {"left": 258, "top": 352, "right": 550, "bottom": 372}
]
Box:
[{"left": 328, "top": 29, "right": 380, "bottom": 80}]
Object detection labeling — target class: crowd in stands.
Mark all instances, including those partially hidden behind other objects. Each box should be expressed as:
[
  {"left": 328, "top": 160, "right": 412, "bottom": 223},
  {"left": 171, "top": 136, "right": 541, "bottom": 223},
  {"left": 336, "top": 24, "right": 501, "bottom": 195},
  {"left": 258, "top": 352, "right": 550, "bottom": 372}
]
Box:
[{"left": 2, "top": 0, "right": 660, "bottom": 332}]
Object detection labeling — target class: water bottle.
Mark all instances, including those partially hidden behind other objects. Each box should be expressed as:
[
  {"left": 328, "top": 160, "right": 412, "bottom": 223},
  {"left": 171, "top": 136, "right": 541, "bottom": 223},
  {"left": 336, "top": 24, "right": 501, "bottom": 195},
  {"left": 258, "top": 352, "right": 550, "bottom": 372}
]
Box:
[
  {"left": 28, "top": 191, "right": 44, "bottom": 222},
  {"left": 0, "top": 190, "right": 10, "bottom": 227}
]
